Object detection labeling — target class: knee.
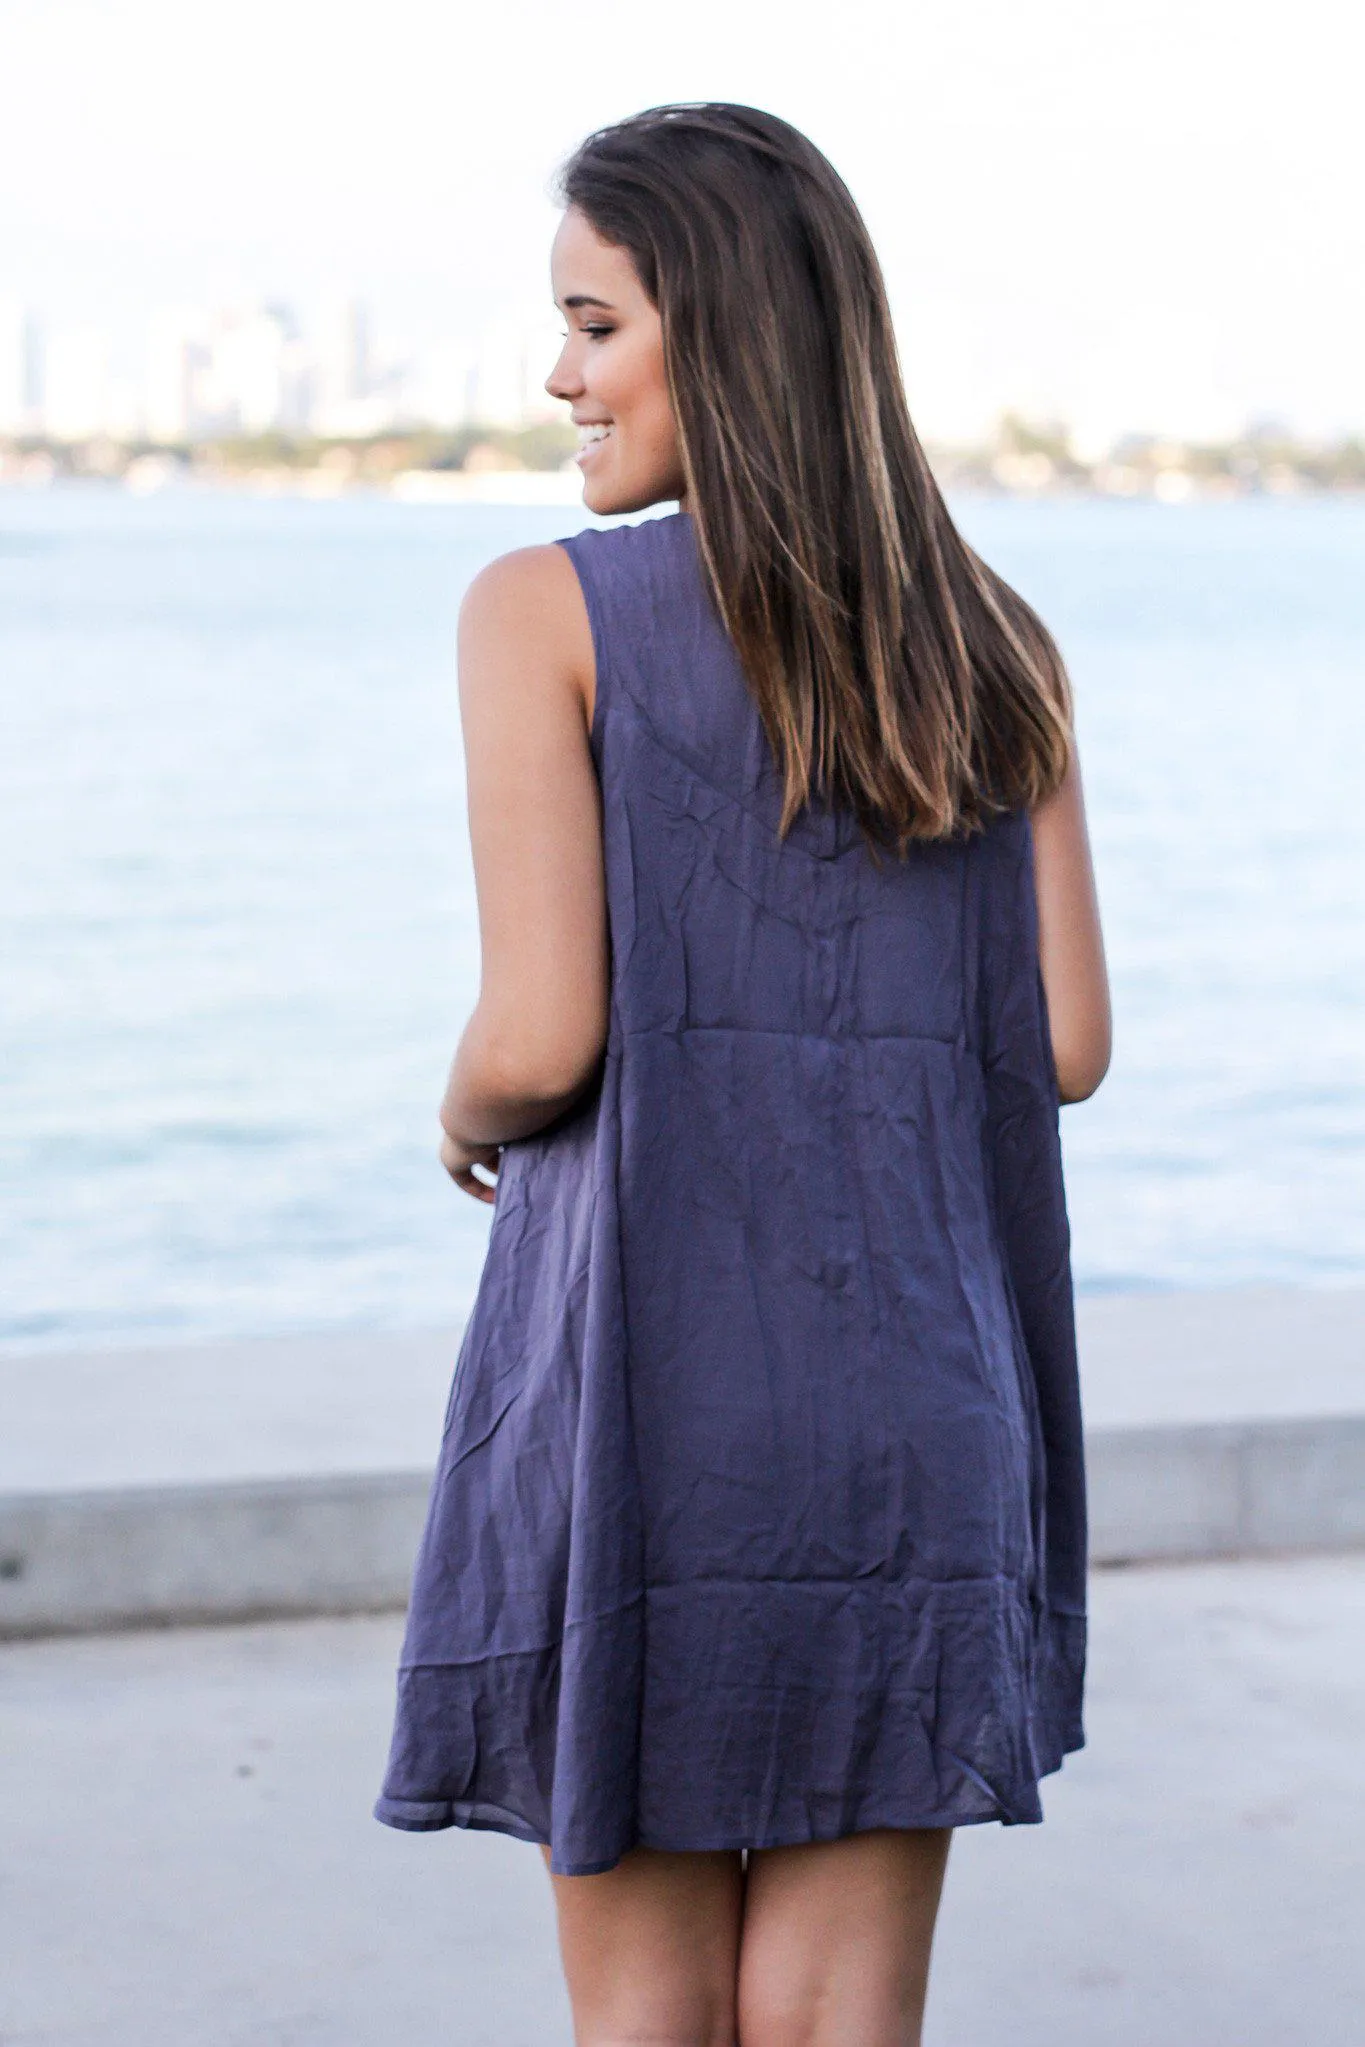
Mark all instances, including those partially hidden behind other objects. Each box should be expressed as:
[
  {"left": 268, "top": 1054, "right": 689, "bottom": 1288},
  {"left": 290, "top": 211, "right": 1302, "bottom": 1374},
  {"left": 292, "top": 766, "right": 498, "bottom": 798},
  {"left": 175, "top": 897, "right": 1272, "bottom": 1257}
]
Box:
[
  {"left": 736, "top": 1989, "right": 811, "bottom": 2047},
  {"left": 739, "top": 1989, "right": 921, "bottom": 2047},
  {"left": 575, "top": 1991, "right": 736, "bottom": 2047}
]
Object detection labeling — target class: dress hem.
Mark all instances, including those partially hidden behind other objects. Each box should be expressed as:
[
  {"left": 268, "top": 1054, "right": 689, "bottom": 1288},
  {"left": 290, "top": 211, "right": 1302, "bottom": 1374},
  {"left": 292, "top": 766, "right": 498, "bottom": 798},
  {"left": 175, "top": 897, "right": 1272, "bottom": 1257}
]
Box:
[{"left": 373, "top": 1732, "right": 1084, "bottom": 1876}]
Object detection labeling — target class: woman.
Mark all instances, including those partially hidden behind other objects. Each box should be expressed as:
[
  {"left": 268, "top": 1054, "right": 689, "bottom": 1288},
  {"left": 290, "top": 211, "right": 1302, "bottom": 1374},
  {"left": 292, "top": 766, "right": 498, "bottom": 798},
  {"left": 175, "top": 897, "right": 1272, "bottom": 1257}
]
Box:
[{"left": 376, "top": 103, "right": 1110, "bottom": 2047}]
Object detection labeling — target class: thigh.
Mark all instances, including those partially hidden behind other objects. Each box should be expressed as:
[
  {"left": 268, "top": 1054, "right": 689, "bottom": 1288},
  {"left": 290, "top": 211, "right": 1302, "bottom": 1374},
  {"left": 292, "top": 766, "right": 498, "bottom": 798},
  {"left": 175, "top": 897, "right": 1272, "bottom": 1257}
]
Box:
[
  {"left": 737, "top": 1828, "right": 951, "bottom": 2047},
  {"left": 544, "top": 1844, "right": 746, "bottom": 2047}
]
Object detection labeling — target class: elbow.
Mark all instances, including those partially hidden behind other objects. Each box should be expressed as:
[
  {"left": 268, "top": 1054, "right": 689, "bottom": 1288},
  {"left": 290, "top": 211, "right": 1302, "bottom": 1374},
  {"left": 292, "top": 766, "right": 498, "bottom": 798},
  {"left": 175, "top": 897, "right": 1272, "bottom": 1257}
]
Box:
[
  {"left": 454, "top": 1024, "right": 606, "bottom": 1130},
  {"left": 503, "top": 1043, "right": 605, "bottom": 1113},
  {"left": 1054, "top": 1030, "right": 1112, "bottom": 1105},
  {"left": 445, "top": 988, "right": 609, "bottom": 1144}
]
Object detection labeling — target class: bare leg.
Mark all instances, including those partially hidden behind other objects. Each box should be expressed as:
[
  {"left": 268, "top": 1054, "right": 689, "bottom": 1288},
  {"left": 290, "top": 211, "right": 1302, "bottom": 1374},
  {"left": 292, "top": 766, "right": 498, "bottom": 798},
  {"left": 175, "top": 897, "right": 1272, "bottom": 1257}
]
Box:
[
  {"left": 736, "top": 1828, "right": 951, "bottom": 2047},
  {"left": 544, "top": 1844, "right": 746, "bottom": 2047}
]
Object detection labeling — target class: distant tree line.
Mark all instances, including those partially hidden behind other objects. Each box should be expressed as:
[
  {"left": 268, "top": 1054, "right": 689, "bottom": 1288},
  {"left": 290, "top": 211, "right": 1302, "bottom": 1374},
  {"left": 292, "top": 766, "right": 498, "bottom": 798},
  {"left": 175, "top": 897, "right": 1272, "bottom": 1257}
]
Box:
[{"left": 3, "top": 414, "right": 1363, "bottom": 497}]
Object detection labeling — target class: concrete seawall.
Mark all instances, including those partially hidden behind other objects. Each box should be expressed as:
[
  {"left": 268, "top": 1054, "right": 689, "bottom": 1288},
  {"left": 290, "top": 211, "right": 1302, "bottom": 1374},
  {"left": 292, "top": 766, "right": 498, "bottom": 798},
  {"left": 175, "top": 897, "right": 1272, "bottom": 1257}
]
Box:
[{"left": 2, "top": 1289, "right": 1362, "bottom": 1637}]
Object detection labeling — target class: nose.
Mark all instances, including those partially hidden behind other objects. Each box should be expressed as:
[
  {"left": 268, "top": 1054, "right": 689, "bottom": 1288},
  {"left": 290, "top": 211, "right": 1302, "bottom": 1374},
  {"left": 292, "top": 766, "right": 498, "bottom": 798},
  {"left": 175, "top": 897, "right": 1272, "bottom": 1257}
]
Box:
[{"left": 545, "top": 336, "right": 581, "bottom": 402}]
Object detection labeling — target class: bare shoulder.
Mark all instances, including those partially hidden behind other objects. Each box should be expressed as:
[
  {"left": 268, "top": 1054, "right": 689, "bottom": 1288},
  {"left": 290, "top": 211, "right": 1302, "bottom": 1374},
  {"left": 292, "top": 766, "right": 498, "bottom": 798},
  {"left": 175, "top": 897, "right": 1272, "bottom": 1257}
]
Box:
[
  {"left": 457, "top": 545, "right": 594, "bottom": 728},
  {"left": 460, "top": 546, "right": 590, "bottom": 657}
]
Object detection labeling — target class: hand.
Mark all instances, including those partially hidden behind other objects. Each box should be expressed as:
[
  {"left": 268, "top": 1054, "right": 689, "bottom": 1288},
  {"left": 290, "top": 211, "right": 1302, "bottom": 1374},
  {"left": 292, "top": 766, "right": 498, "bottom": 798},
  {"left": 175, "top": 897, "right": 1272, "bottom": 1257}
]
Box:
[{"left": 438, "top": 1129, "right": 502, "bottom": 1204}]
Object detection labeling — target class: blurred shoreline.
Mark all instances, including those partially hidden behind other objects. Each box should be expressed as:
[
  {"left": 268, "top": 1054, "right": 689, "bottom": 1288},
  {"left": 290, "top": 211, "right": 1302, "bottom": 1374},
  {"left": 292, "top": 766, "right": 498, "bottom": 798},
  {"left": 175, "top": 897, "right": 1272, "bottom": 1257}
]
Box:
[{"left": 3, "top": 412, "right": 1363, "bottom": 504}]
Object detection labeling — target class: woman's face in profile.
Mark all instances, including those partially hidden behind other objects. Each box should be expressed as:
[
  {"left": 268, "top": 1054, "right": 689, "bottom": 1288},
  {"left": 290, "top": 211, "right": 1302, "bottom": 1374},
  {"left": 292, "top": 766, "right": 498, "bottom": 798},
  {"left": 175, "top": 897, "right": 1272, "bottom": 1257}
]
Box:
[{"left": 547, "top": 206, "right": 686, "bottom": 516}]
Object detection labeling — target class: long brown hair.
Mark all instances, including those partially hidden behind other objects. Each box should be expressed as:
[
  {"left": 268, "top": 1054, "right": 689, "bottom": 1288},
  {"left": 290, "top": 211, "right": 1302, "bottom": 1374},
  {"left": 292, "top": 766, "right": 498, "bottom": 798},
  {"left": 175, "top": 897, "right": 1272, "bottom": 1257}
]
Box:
[{"left": 558, "top": 104, "right": 1073, "bottom": 850}]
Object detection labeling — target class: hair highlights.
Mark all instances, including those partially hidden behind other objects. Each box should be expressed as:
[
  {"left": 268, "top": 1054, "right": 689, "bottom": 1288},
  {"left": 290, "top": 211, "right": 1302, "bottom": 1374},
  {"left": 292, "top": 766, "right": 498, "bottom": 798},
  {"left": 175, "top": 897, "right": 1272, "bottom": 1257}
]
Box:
[{"left": 559, "top": 103, "right": 1073, "bottom": 850}]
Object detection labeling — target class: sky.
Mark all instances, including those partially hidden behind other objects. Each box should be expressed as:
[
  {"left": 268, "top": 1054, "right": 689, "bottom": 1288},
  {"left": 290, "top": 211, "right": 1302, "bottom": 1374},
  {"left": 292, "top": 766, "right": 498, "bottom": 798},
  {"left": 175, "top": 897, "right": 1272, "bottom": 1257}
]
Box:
[{"left": 3, "top": 0, "right": 1362, "bottom": 441}]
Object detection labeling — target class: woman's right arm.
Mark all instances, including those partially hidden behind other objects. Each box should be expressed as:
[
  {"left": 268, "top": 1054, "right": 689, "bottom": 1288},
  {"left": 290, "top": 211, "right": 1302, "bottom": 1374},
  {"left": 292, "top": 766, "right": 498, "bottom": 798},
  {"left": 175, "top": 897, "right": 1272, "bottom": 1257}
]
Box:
[
  {"left": 1030, "top": 750, "right": 1112, "bottom": 1103},
  {"left": 437, "top": 545, "right": 607, "bottom": 1191}
]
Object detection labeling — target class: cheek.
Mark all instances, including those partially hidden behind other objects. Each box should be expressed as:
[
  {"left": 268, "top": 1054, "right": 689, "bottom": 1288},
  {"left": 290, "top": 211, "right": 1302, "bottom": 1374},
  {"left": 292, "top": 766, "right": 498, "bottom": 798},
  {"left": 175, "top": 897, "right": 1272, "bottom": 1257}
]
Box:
[
  {"left": 607, "top": 339, "right": 674, "bottom": 452},
  {"left": 643, "top": 384, "right": 678, "bottom": 453},
  {"left": 619, "top": 375, "right": 678, "bottom": 473}
]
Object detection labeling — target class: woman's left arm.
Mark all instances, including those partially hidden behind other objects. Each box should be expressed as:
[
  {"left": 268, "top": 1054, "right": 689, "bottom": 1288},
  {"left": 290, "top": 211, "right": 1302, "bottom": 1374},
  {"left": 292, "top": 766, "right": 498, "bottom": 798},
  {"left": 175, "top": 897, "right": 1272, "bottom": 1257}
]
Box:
[
  {"left": 1030, "top": 748, "right": 1112, "bottom": 1104},
  {"left": 438, "top": 544, "right": 607, "bottom": 1199}
]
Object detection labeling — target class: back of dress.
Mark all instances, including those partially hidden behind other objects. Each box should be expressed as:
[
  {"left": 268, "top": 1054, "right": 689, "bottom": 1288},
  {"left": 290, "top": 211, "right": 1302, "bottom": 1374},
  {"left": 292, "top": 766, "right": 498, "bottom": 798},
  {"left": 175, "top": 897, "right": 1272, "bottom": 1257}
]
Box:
[{"left": 376, "top": 511, "right": 1087, "bottom": 1877}]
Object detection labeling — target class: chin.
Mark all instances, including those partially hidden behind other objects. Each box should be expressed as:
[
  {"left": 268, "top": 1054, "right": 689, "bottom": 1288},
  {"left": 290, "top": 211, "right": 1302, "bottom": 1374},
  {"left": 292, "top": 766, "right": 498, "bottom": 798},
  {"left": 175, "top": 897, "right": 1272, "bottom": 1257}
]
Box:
[{"left": 582, "top": 462, "right": 681, "bottom": 519}]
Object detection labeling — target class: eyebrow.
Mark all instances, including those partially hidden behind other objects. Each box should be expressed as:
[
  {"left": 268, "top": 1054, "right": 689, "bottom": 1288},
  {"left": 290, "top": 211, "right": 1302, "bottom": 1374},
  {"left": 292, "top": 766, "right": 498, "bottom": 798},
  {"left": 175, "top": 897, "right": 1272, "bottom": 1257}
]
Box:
[{"left": 560, "top": 294, "right": 617, "bottom": 312}]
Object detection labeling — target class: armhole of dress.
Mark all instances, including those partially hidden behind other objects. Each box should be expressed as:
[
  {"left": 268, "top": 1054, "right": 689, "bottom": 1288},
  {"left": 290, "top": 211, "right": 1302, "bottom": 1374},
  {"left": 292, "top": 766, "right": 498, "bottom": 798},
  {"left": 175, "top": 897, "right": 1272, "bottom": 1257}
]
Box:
[{"left": 554, "top": 534, "right": 611, "bottom": 766}]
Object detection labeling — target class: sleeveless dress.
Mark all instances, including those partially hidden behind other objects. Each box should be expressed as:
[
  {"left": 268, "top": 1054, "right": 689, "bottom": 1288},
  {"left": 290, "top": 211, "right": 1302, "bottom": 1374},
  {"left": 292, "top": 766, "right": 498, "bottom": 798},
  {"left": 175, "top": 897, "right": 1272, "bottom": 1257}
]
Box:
[{"left": 374, "top": 511, "right": 1087, "bottom": 1875}]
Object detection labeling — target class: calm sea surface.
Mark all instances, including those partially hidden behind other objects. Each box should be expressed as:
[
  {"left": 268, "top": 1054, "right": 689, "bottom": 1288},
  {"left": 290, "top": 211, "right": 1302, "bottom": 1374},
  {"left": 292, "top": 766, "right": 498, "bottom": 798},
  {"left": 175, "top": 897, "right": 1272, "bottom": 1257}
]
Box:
[{"left": 2, "top": 485, "right": 1362, "bottom": 1354}]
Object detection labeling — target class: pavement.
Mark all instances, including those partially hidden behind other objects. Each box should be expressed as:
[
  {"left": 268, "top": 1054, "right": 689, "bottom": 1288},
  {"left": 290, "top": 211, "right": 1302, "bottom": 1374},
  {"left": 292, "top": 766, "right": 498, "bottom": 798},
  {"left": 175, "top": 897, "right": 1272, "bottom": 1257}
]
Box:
[
  {"left": 3, "top": 1551, "right": 1362, "bottom": 2046},
  {"left": 3, "top": 1289, "right": 1364, "bottom": 1633}
]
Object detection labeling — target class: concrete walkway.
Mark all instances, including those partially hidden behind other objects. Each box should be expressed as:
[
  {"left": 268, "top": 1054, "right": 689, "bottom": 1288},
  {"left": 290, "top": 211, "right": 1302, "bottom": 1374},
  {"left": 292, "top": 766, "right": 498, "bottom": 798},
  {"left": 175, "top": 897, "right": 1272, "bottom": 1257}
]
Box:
[
  {"left": 3, "top": 1552, "right": 1363, "bottom": 2046},
  {"left": 3, "top": 1289, "right": 1364, "bottom": 1634}
]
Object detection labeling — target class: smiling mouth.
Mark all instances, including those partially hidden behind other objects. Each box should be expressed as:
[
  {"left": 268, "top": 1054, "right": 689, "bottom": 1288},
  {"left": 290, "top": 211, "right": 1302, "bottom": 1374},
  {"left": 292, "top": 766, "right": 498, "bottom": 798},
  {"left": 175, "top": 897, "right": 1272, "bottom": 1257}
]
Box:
[{"left": 576, "top": 423, "right": 614, "bottom": 456}]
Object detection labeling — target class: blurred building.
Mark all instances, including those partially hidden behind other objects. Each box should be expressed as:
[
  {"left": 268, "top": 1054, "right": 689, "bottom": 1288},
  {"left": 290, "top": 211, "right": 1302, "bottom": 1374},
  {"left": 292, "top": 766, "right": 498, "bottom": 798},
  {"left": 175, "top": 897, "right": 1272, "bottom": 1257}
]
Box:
[
  {"left": 465, "top": 315, "right": 563, "bottom": 426},
  {"left": 144, "top": 307, "right": 207, "bottom": 443},
  {"left": 0, "top": 303, "right": 44, "bottom": 434},
  {"left": 313, "top": 299, "right": 375, "bottom": 436},
  {"left": 200, "top": 303, "right": 312, "bottom": 436},
  {"left": 402, "top": 338, "right": 475, "bottom": 431},
  {"left": 42, "top": 327, "right": 111, "bottom": 441}
]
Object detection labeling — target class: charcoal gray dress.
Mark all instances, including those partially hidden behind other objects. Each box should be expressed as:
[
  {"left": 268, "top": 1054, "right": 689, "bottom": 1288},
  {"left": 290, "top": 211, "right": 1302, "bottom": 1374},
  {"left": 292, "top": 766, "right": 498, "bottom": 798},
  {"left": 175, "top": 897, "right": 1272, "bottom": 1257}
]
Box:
[{"left": 374, "top": 510, "right": 1087, "bottom": 1875}]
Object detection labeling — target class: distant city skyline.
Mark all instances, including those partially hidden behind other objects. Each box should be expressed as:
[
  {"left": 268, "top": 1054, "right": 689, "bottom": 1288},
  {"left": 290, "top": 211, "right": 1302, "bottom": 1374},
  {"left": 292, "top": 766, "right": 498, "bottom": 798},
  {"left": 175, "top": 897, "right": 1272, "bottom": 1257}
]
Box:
[
  {"left": 3, "top": 0, "right": 1361, "bottom": 445},
  {"left": 2, "top": 286, "right": 1359, "bottom": 456},
  {"left": 0, "top": 296, "right": 566, "bottom": 443}
]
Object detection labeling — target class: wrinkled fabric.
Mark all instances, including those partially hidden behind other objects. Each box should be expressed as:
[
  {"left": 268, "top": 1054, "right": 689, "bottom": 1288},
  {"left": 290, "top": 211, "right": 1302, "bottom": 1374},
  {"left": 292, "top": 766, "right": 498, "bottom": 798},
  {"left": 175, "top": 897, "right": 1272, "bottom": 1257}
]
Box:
[{"left": 374, "top": 512, "right": 1086, "bottom": 1874}]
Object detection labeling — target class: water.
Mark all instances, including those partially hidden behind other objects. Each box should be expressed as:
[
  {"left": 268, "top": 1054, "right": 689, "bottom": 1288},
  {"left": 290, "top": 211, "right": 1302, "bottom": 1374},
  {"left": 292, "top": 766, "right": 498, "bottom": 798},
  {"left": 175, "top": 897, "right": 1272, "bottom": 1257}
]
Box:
[{"left": 2, "top": 485, "right": 1362, "bottom": 1354}]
